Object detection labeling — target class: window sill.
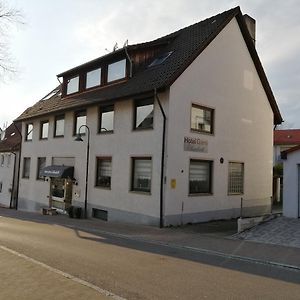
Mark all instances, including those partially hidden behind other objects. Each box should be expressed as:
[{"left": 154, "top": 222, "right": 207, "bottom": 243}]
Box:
[
  {"left": 54, "top": 135, "right": 64, "bottom": 138},
  {"left": 188, "top": 193, "right": 213, "bottom": 197},
  {"left": 190, "top": 129, "right": 214, "bottom": 136},
  {"left": 95, "top": 186, "right": 111, "bottom": 190},
  {"left": 228, "top": 193, "right": 244, "bottom": 196},
  {"left": 133, "top": 127, "right": 153, "bottom": 132},
  {"left": 130, "top": 190, "right": 151, "bottom": 195},
  {"left": 98, "top": 131, "right": 114, "bottom": 135}
]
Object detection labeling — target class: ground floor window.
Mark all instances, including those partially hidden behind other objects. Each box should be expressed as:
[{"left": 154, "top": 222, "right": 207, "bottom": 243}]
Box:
[
  {"left": 22, "top": 157, "right": 31, "bottom": 178},
  {"left": 37, "top": 157, "right": 46, "bottom": 180},
  {"left": 189, "top": 159, "right": 213, "bottom": 194},
  {"left": 131, "top": 157, "right": 152, "bottom": 192},
  {"left": 96, "top": 157, "right": 112, "bottom": 188},
  {"left": 228, "top": 162, "right": 244, "bottom": 194}
]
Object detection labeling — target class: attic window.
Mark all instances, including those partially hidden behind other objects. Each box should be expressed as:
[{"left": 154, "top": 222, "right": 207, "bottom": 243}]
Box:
[
  {"left": 107, "top": 59, "right": 126, "bottom": 82},
  {"left": 148, "top": 51, "right": 173, "bottom": 67},
  {"left": 66, "top": 76, "right": 79, "bottom": 95},
  {"left": 42, "top": 87, "right": 60, "bottom": 100}
]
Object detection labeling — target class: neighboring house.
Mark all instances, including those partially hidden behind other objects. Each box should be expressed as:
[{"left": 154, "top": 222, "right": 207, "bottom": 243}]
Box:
[
  {"left": 0, "top": 123, "right": 21, "bottom": 208},
  {"left": 281, "top": 146, "right": 300, "bottom": 218},
  {"left": 14, "top": 6, "right": 282, "bottom": 226},
  {"left": 273, "top": 129, "right": 300, "bottom": 165}
]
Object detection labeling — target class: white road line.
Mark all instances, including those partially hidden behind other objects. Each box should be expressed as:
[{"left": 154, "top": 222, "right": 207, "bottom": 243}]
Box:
[{"left": 0, "top": 245, "right": 126, "bottom": 300}]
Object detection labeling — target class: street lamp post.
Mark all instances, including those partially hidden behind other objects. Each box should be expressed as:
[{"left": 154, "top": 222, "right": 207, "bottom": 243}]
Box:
[{"left": 74, "top": 125, "right": 90, "bottom": 219}]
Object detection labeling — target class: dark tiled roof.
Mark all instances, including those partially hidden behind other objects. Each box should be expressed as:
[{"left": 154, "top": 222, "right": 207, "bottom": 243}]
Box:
[
  {"left": 274, "top": 129, "right": 300, "bottom": 145},
  {"left": 0, "top": 123, "right": 21, "bottom": 152},
  {"left": 15, "top": 6, "right": 283, "bottom": 124}
]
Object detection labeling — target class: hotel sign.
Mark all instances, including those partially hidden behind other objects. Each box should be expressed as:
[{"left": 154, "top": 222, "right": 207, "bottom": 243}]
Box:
[{"left": 184, "top": 136, "right": 208, "bottom": 153}]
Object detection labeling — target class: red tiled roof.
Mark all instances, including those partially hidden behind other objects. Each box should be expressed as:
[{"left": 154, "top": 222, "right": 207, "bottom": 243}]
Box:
[{"left": 274, "top": 129, "right": 300, "bottom": 145}]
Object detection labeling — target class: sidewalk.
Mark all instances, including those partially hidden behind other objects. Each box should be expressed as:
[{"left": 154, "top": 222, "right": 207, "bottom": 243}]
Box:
[
  {"left": 0, "top": 245, "right": 114, "bottom": 300},
  {"left": 1, "top": 208, "right": 300, "bottom": 271}
]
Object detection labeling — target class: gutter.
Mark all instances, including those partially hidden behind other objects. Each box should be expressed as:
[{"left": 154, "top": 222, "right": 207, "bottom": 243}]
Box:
[
  {"left": 154, "top": 89, "right": 166, "bottom": 228},
  {"left": 9, "top": 152, "right": 17, "bottom": 209},
  {"left": 124, "top": 46, "right": 133, "bottom": 78}
]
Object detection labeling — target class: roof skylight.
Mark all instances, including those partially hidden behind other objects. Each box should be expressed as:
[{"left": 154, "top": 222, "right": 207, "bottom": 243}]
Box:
[
  {"left": 42, "top": 87, "right": 61, "bottom": 100},
  {"left": 148, "top": 51, "right": 173, "bottom": 67}
]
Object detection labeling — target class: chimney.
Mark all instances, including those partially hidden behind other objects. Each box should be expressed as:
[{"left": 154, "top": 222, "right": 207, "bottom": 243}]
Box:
[{"left": 243, "top": 14, "right": 256, "bottom": 46}]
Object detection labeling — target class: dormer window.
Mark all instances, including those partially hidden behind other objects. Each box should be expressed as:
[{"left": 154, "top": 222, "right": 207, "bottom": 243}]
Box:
[
  {"left": 107, "top": 59, "right": 126, "bottom": 82},
  {"left": 86, "top": 68, "right": 101, "bottom": 89},
  {"left": 66, "top": 76, "right": 79, "bottom": 95}
]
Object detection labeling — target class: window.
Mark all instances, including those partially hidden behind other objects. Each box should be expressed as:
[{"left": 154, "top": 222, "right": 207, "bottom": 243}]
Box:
[
  {"left": 25, "top": 123, "right": 33, "bottom": 141},
  {"left": 148, "top": 51, "right": 173, "bottom": 67},
  {"left": 191, "top": 104, "right": 214, "bottom": 134},
  {"left": 40, "top": 121, "right": 49, "bottom": 140},
  {"left": 96, "top": 158, "right": 112, "bottom": 188},
  {"left": 189, "top": 160, "right": 213, "bottom": 194},
  {"left": 228, "top": 162, "right": 244, "bottom": 194},
  {"left": 0, "top": 155, "right": 4, "bottom": 167},
  {"left": 54, "top": 115, "right": 65, "bottom": 137},
  {"left": 74, "top": 110, "right": 86, "bottom": 135},
  {"left": 37, "top": 157, "right": 46, "bottom": 180},
  {"left": 7, "top": 154, "right": 11, "bottom": 167},
  {"left": 99, "top": 105, "right": 114, "bottom": 133},
  {"left": 134, "top": 98, "right": 154, "bottom": 130},
  {"left": 66, "top": 76, "right": 79, "bottom": 95},
  {"left": 131, "top": 158, "right": 152, "bottom": 193},
  {"left": 22, "top": 157, "right": 31, "bottom": 178},
  {"left": 86, "top": 68, "right": 101, "bottom": 89},
  {"left": 107, "top": 59, "right": 126, "bottom": 82},
  {"left": 0, "top": 182, "right": 2, "bottom": 193}
]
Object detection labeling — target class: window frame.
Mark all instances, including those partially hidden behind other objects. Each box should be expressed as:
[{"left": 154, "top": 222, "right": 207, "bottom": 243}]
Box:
[
  {"left": 133, "top": 98, "right": 154, "bottom": 130},
  {"left": 54, "top": 115, "right": 65, "bottom": 138},
  {"left": 66, "top": 75, "right": 80, "bottom": 95},
  {"left": 22, "top": 157, "right": 31, "bottom": 179},
  {"left": 131, "top": 157, "right": 152, "bottom": 193},
  {"left": 107, "top": 59, "right": 127, "bottom": 83},
  {"left": 86, "top": 67, "right": 102, "bottom": 89},
  {"left": 74, "top": 110, "right": 87, "bottom": 136},
  {"left": 36, "top": 157, "right": 46, "bottom": 180},
  {"left": 228, "top": 161, "right": 244, "bottom": 195},
  {"left": 40, "top": 120, "right": 49, "bottom": 140},
  {"left": 25, "top": 123, "right": 33, "bottom": 141},
  {"left": 95, "top": 157, "right": 112, "bottom": 189},
  {"left": 98, "top": 105, "right": 114, "bottom": 133},
  {"left": 190, "top": 104, "right": 214, "bottom": 135},
  {"left": 188, "top": 159, "right": 213, "bottom": 195},
  {"left": 0, "top": 155, "right": 4, "bottom": 167}
]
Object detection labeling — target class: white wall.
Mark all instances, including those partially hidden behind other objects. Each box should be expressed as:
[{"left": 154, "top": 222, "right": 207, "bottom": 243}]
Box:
[
  {"left": 283, "top": 152, "right": 299, "bottom": 218},
  {"left": 164, "top": 18, "right": 274, "bottom": 224},
  {"left": 19, "top": 94, "right": 168, "bottom": 224}
]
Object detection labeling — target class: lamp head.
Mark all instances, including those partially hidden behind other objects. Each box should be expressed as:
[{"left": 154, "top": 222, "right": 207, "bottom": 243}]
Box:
[{"left": 74, "top": 134, "right": 83, "bottom": 142}]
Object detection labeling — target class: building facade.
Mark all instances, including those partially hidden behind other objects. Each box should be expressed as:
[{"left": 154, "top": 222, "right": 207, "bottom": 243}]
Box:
[{"left": 15, "top": 7, "right": 282, "bottom": 226}]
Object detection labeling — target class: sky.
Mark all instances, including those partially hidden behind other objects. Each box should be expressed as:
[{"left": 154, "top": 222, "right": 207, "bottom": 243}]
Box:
[{"left": 0, "top": 0, "right": 300, "bottom": 129}]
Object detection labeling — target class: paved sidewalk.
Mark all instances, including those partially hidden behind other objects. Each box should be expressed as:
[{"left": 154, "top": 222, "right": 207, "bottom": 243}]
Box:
[
  {"left": 1, "top": 208, "right": 300, "bottom": 271},
  {"left": 0, "top": 246, "right": 114, "bottom": 300}
]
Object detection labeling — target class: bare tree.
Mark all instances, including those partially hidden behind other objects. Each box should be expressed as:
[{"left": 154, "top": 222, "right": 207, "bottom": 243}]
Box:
[{"left": 0, "top": 1, "right": 23, "bottom": 79}]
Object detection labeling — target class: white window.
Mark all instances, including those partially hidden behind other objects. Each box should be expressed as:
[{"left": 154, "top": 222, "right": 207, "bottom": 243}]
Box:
[
  {"left": 74, "top": 110, "right": 86, "bottom": 135},
  {"left": 86, "top": 68, "right": 101, "bottom": 89},
  {"left": 66, "top": 76, "right": 79, "bottom": 94},
  {"left": 37, "top": 157, "right": 46, "bottom": 180},
  {"left": 134, "top": 98, "right": 154, "bottom": 130},
  {"left": 228, "top": 162, "right": 244, "bottom": 194},
  {"left": 131, "top": 158, "right": 152, "bottom": 193},
  {"left": 23, "top": 157, "right": 31, "bottom": 178},
  {"left": 107, "top": 59, "right": 126, "bottom": 82},
  {"left": 189, "top": 160, "right": 213, "bottom": 194},
  {"left": 25, "top": 123, "right": 33, "bottom": 141},
  {"left": 54, "top": 115, "right": 64, "bottom": 137},
  {"left": 191, "top": 104, "right": 214, "bottom": 134},
  {"left": 99, "top": 105, "right": 114, "bottom": 132},
  {"left": 40, "top": 121, "right": 49, "bottom": 139}
]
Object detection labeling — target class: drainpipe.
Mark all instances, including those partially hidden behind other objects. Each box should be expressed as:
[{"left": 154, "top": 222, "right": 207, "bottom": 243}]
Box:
[
  {"left": 154, "top": 89, "right": 166, "bottom": 228},
  {"left": 124, "top": 47, "right": 133, "bottom": 78},
  {"left": 9, "top": 151, "right": 17, "bottom": 208},
  {"left": 13, "top": 122, "right": 22, "bottom": 210}
]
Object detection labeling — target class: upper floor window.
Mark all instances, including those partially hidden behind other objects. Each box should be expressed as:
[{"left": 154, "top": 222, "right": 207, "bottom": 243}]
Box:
[
  {"left": 191, "top": 104, "right": 214, "bottom": 134},
  {"left": 7, "top": 154, "right": 11, "bottom": 167},
  {"left": 22, "top": 157, "right": 31, "bottom": 179},
  {"left": 74, "top": 110, "right": 86, "bottom": 135},
  {"left": 86, "top": 68, "right": 101, "bottom": 89},
  {"left": 107, "top": 59, "right": 126, "bottom": 82},
  {"left": 54, "top": 115, "right": 64, "bottom": 137},
  {"left": 189, "top": 159, "right": 213, "bottom": 194},
  {"left": 99, "top": 105, "right": 114, "bottom": 133},
  {"left": 134, "top": 98, "right": 154, "bottom": 130},
  {"left": 25, "top": 123, "right": 33, "bottom": 141},
  {"left": 228, "top": 162, "right": 244, "bottom": 195},
  {"left": 66, "top": 76, "right": 79, "bottom": 95},
  {"left": 0, "top": 155, "right": 4, "bottom": 167},
  {"left": 40, "top": 121, "right": 49, "bottom": 140}
]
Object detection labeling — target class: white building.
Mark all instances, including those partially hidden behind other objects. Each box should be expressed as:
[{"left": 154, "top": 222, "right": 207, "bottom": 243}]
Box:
[
  {"left": 0, "top": 123, "right": 21, "bottom": 208},
  {"left": 15, "top": 7, "right": 282, "bottom": 226}
]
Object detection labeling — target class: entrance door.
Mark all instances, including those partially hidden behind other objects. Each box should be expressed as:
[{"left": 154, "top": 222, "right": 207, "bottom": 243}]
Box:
[{"left": 50, "top": 178, "right": 73, "bottom": 211}]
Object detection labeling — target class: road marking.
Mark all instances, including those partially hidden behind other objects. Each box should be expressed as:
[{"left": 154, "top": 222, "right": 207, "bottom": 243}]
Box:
[{"left": 0, "top": 245, "right": 126, "bottom": 300}]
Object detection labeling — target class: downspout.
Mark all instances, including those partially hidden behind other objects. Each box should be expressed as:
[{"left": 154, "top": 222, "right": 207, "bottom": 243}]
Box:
[
  {"left": 9, "top": 151, "right": 17, "bottom": 208},
  {"left": 124, "top": 46, "right": 133, "bottom": 78},
  {"left": 13, "top": 122, "right": 22, "bottom": 210},
  {"left": 154, "top": 89, "right": 166, "bottom": 228}
]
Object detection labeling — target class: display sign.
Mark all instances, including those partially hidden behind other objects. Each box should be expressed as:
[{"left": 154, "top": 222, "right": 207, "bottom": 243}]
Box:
[{"left": 184, "top": 136, "right": 208, "bottom": 153}]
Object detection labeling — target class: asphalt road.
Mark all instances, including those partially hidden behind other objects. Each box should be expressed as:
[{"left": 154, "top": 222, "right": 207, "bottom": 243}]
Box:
[{"left": 0, "top": 215, "right": 300, "bottom": 299}]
